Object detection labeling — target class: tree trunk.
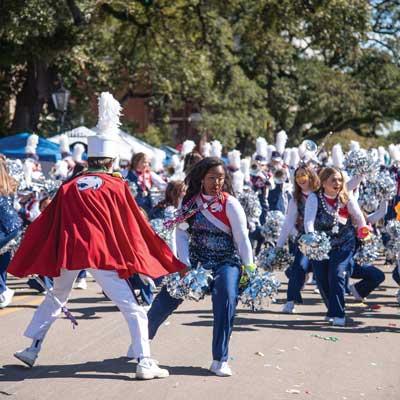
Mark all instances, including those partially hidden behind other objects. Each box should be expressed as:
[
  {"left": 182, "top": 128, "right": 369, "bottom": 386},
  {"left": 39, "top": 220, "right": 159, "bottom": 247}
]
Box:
[{"left": 10, "top": 60, "right": 52, "bottom": 133}]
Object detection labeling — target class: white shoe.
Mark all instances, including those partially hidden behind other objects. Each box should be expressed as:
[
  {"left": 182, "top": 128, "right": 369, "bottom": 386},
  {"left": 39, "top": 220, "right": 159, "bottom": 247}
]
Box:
[
  {"left": 212, "top": 361, "right": 233, "bottom": 377},
  {"left": 313, "top": 287, "right": 320, "bottom": 294},
  {"left": 332, "top": 317, "right": 346, "bottom": 327},
  {"left": 75, "top": 278, "right": 87, "bottom": 290},
  {"left": 14, "top": 348, "right": 39, "bottom": 368},
  {"left": 349, "top": 284, "right": 363, "bottom": 301},
  {"left": 281, "top": 301, "right": 296, "bottom": 314},
  {"left": 209, "top": 360, "right": 219, "bottom": 373},
  {"left": 136, "top": 358, "right": 169, "bottom": 380},
  {"left": 0, "top": 287, "right": 14, "bottom": 308},
  {"left": 324, "top": 316, "right": 333, "bottom": 322}
]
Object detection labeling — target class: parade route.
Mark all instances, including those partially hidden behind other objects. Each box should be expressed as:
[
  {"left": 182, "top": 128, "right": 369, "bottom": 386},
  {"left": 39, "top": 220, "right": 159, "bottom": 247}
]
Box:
[{"left": 1, "top": 265, "right": 399, "bottom": 400}]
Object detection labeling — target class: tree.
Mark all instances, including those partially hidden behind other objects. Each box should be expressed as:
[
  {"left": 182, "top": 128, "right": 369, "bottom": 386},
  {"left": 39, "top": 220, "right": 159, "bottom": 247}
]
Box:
[{"left": 0, "top": 0, "right": 399, "bottom": 152}]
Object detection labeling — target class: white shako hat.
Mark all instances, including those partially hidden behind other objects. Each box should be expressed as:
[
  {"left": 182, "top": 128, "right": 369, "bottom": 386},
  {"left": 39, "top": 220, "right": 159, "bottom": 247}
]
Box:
[{"left": 88, "top": 92, "right": 121, "bottom": 158}]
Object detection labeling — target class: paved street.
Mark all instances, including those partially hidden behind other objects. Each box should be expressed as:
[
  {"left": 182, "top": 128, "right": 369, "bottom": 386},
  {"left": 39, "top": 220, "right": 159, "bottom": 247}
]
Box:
[{"left": 1, "top": 263, "right": 399, "bottom": 400}]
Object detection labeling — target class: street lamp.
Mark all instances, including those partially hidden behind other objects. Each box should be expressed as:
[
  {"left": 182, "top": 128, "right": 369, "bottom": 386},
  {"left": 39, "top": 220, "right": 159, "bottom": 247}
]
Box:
[{"left": 52, "top": 78, "right": 70, "bottom": 132}]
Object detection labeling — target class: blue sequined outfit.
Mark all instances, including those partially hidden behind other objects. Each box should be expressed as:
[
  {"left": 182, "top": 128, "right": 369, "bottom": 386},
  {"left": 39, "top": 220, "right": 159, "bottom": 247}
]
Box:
[
  {"left": 0, "top": 195, "right": 22, "bottom": 239},
  {"left": 126, "top": 170, "right": 152, "bottom": 214},
  {"left": 314, "top": 196, "right": 355, "bottom": 252},
  {"left": 188, "top": 212, "right": 240, "bottom": 269}
]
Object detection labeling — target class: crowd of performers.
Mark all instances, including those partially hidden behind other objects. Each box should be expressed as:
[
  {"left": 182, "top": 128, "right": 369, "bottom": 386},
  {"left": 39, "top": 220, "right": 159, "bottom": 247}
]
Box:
[{"left": 1, "top": 93, "right": 400, "bottom": 379}]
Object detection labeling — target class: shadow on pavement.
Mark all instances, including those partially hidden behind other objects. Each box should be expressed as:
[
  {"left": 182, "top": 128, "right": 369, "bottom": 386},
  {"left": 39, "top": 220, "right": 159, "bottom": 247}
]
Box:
[{"left": 0, "top": 357, "right": 210, "bottom": 383}]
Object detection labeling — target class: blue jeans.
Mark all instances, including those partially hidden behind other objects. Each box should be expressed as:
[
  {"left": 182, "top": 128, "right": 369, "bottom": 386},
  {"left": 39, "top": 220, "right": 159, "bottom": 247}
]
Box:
[
  {"left": 147, "top": 263, "right": 241, "bottom": 362},
  {"left": 312, "top": 248, "right": 354, "bottom": 319},
  {"left": 392, "top": 264, "right": 400, "bottom": 286},
  {"left": 286, "top": 246, "right": 310, "bottom": 304},
  {"left": 350, "top": 262, "right": 385, "bottom": 298},
  {"left": 0, "top": 252, "right": 12, "bottom": 294}
]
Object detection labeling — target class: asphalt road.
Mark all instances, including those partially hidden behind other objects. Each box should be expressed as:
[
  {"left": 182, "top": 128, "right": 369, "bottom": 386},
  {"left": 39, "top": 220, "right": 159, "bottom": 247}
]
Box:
[{"left": 1, "top": 262, "right": 399, "bottom": 400}]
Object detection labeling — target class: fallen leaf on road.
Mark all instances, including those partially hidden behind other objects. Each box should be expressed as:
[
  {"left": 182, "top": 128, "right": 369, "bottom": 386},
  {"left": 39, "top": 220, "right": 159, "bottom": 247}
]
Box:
[{"left": 255, "top": 351, "right": 265, "bottom": 357}]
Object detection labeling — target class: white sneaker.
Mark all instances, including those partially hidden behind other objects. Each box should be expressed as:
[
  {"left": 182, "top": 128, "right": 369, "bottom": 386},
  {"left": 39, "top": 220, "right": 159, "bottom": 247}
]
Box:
[
  {"left": 0, "top": 287, "right": 14, "bottom": 308},
  {"left": 74, "top": 278, "right": 87, "bottom": 290},
  {"left": 212, "top": 361, "right": 233, "bottom": 377},
  {"left": 14, "top": 348, "right": 39, "bottom": 368},
  {"left": 332, "top": 317, "right": 346, "bottom": 327},
  {"left": 349, "top": 284, "right": 363, "bottom": 301},
  {"left": 136, "top": 358, "right": 169, "bottom": 380},
  {"left": 281, "top": 301, "right": 296, "bottom": 314},
  {"left": 209, "top": 360, "right": 219, "bottom": 373}
]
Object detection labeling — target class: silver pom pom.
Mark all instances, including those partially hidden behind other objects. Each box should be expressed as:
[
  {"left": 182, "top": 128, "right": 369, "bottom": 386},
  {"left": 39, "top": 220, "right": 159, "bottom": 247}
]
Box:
[
  {"left": 238, "top": 190, "right": 262, "bottom": 221},
  {"left": 256, "top": 246, "right": 294, "bottom": 271},
  {"left": 163, "top": 266, "right": 213, "bottom": 301},
  {"left": 354, "top": 234, "right": 383, "bottom": 265},
  {"left": 240, "top": 270, "right": 281, "bottom": 310},
  {"left": 344, "top": 150, "right": 379, "bottom": 178},
  {"left": 149, "top": 187, "right": 164, "bottom": 206},
  {"left": 359, "top": 170, "right": 396, "bottom": 212},
  {"left": 128, "top": 181, "right": 138, "bottom": 197},
  {"left": 260, "top": 211, "right": 285, "bottom": 244},
  {"left": 162, "top": 273, "right": 188, "bottom": 299},
  {"left": 386, "top": 239, "right": 400, "bottom": 262},
  {"left": 385, "top": 220, "right": 400, "bottom": 238},
  {"left": 150, "top": 218, "right": 173, "bottom": 243},
  {"left": 298, "top": 232, "right": 331, "bottom": 260}
]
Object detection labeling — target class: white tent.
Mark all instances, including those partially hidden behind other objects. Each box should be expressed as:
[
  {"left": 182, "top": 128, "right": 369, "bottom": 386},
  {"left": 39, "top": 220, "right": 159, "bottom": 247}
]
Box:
[{"left": 49, "top": 126, "right": 165, "bottom": 162}]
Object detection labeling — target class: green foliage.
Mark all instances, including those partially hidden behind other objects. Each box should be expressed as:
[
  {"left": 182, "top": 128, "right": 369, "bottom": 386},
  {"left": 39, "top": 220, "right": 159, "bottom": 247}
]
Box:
[{"left": 0, "top": 0, "right": 399, "bottom": 151}]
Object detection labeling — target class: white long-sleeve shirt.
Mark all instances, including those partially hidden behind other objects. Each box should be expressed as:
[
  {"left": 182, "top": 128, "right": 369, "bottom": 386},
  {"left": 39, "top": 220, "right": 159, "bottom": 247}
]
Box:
[
  {"left": 304, "top": 192, "right": 366, "bottom": 233},
  {"left": 176, "top": 194, "right": 254, "bottom": 267},
  {"left": 366, "top": 201, "right": 388, "bottom": 225},
  {"left": 276, "top": 191, "right": 311, "bottom": 248}
]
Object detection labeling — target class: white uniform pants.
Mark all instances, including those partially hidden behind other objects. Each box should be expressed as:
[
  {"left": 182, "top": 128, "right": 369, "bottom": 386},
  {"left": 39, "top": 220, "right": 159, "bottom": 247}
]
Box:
[{"left": 24, "top": 269, "right": 150, "bottom": 359}]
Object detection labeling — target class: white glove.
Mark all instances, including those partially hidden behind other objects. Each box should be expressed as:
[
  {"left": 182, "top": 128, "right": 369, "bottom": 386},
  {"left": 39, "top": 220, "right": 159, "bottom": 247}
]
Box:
[{"left": 138, "top": 274, "right": 156, "bottom": 290}]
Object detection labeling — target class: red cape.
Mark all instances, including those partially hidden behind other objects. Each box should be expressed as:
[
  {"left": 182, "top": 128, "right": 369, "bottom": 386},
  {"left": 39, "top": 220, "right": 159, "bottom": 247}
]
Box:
[{"left": 8, "top": 173, "right": 185, "bottom": 279}]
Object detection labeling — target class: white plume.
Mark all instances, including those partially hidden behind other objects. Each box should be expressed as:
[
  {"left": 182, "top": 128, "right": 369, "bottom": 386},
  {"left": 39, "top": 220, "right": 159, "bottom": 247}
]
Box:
[
  {"left": 266, "top": 145, "right": 276, "bottom": 163},
  {"left": 231, "top": 170, "right": 244, "bottom": 194},
  {"left": 202, "top": 142, "right": 211, "bottom": 157},
  {"left": 332, "top": 144, "right": 344, "bottom": 168},
  {"left": 23, "top": 159, "right": 34, "bottom": 186},
  {"left": 240, "top": 158, "right": 251, "bottom": 183},
  {"left": 275, "top": 130, "right": 288, "bottom": 154},
  {"left": 210, "top": 140, "right": 222, "bottom": 158},
  {"left": 378, "top": 146, "right": 386, "bottom": 165},
  {"left": 349, "top": 140, "right": 360, "bottom": 152},
  {"left": 170, "top": 154, "right": 181, "bottom": 169},
  {"left": 298, "top": 142, "right": 307, "bottom": 158},
  {"left": 72, "top": 143, "right": 85, "bottom": 163},
  {"left": 289, "top": 148, "right": 300, "bottom": 169},
  {"left": 25, "top": 133, "right": 39, "bottom": 154},
  {"left": 255, "top": 137, "right": 268, "bottom": 158},
  {"left": 96, "top": 92, "right": 122, "bottom": 137},
  {"left": 59, "top": 134, "right": 70, "bottom": 154},
  {"left": 388, "top": 144, "right": 400, "bottom": 162},
  {"left": 283, "top": 148, "right": 291, "bottom": 165},
  {"left": 54, "top": 160, "right": 70, "bottom": 180},
  {"left": 151, "top": 155, "right": 164, "bottom": 172},
  {"left": 228, "top": 150, "right": 241, "bottom": 170},
  {"left": 181, "top": 140, "right": 196, "bottom": 156}
]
